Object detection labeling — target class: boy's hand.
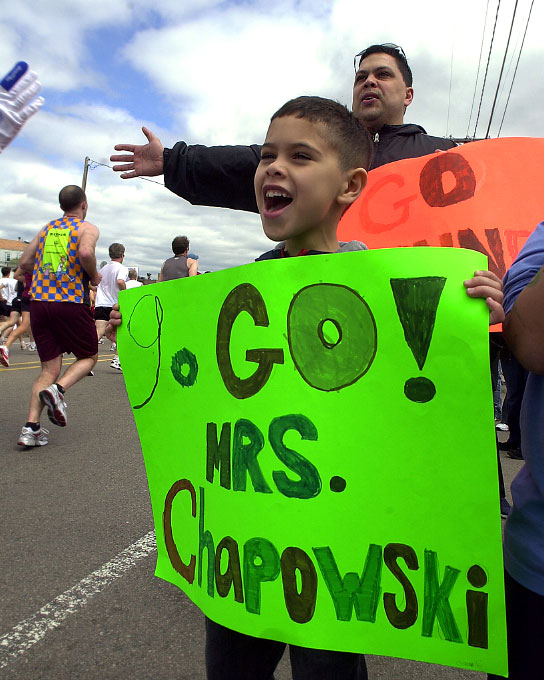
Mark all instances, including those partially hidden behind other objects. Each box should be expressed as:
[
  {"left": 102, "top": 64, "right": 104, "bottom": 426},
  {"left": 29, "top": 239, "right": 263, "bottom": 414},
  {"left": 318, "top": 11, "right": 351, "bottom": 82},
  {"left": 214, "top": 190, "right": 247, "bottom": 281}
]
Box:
[
  {"left": 464, "top": 270, "right": 504, "bottom": 325},
  {"left": 105, "top": 303, "right": 121, "bottom": 340}
]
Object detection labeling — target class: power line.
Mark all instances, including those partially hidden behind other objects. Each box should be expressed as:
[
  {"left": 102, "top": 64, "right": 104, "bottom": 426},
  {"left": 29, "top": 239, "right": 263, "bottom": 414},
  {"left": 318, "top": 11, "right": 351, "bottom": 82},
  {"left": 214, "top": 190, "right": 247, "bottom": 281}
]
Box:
[
  {"left": 88, "top": 159, "right": 165, "bottom": 186},
  {"left": 446, "top": 42, "right": 455, "bottom": 137},
  {"left": 466, "top": 0, "right": 492, "bottom": 138},
  {"left": 484, "top": 0, "right": 520, "bottom": 138},
  {"left": 497, "top": 0, "right": 534, "bottom": 136},
  {"left": 89, "top": 159, "right": 165, "bottom": 186},
  {"left": 472, "top": 0, "right": 502, "bottom": 139},
  {"left": 496, "top": 31, "right": 519, "bottom": 106}
]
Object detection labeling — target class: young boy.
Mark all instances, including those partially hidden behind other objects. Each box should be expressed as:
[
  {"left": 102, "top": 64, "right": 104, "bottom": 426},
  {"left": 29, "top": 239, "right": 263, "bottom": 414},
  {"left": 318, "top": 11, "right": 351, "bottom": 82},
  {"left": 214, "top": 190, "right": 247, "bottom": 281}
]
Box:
[{"left": 109, "top": 96, "right": 504, "bottom": 679}]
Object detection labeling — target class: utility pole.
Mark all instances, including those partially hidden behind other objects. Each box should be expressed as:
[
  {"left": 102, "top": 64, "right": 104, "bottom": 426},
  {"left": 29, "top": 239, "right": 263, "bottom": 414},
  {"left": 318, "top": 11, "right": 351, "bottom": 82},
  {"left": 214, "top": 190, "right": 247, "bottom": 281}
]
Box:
[{"left": 81, "top": 156, "right": 90, "bottom": 191}]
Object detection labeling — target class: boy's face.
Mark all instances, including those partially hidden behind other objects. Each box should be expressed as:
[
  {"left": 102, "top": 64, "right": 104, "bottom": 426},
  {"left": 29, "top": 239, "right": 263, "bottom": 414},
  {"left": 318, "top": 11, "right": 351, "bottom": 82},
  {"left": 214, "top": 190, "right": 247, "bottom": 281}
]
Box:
[{"left": 254, "top": 116, "right": 349, "bottom": 253}]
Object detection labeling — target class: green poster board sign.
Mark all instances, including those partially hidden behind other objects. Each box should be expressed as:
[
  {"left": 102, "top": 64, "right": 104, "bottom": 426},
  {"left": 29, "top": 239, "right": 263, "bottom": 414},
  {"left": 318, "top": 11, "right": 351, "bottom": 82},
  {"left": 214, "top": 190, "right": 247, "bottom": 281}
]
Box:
[{"left": 118, "top": 248, "right": 507, "bottom": 675}]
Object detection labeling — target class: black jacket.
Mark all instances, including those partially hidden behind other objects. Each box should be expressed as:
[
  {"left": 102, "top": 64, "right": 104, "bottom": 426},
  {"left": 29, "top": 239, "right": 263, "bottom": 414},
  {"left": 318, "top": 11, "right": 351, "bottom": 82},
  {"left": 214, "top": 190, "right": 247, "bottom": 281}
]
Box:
[{"left": 163, "top": 124, "right": 456, "bottom": 214}]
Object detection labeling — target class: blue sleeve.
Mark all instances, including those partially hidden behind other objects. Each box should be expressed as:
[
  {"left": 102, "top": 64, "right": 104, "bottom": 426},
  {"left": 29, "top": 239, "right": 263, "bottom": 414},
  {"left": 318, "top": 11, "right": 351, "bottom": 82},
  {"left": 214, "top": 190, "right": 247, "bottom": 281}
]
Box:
[{"left": 503, "top": 221, "right": 544, "bottom": 314}]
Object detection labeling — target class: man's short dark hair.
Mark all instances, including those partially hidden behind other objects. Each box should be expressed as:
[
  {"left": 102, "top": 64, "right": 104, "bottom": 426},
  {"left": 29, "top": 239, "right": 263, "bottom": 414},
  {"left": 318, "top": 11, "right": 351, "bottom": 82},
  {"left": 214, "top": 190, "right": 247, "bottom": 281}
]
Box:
[
  {"left": 172, "top": 236, "right": 190, "bottom": 255},
  {"left": 271, "top": 96, "right": 373, "bottom": 171},
  {"left": 1, "top": 267, "right": 11, "bottom": 277},
  {"left": 59, "top": 185, "right": 86, "bottom": 212},
  {"left": 109, "top": 243, "right": 125, "bottom": 259},
  {"left": 355, "top": 44, "right": 413, "bottom": 87}
]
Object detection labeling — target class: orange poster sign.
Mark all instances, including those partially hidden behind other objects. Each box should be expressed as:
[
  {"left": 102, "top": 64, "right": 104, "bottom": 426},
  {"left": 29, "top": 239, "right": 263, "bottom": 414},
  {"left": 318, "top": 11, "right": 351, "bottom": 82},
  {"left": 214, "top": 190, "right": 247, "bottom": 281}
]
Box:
[{"left": 338, "top": 137, "right": 542, "bottom": 279}]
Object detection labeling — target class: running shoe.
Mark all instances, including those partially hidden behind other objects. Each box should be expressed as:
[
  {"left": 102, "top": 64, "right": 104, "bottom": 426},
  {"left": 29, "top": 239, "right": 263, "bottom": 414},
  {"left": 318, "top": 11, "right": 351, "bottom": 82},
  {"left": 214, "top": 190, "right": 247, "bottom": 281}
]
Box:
[
  {"left": 98, "top": 338, "right": 105, "bottom": 344},
  {"left": 110, "top": 342, "right": 117, "bottom": 352},
  {"left": 39, "top": 384, "right": 68, "bottom": 427},
  {"left": 18, "top": 426, "right": 49, "bottom": 447},
  {"left": 0, "top": 345, "right": 9, "bottom": 367},
  {"left": 110, "top": 357, "right": 122, "bottom": 372},
  {"left": 28, "top": 342, "right": 37, "bottom": 351}
]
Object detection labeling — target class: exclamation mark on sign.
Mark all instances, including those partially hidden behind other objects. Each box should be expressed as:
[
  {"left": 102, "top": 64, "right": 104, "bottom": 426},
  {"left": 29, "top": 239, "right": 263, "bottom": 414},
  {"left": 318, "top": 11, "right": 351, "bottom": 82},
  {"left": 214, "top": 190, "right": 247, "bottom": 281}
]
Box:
[{"left": 390, "top": 277, "right": 446, "bottom": 403}]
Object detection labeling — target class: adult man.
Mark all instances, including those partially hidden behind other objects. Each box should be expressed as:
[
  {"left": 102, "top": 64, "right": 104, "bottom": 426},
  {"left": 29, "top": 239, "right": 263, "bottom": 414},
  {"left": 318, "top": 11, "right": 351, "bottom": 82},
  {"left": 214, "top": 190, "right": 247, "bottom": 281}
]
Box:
[
  {"left": 125, "top": 269, "right": 143, "bottom": 289},
  {"left": 15, "top": 185, "right": 100, "bottom": 447},
  {"left": 488, "top": 222, "right": 544, "bottom": 680},
  {"left": 158, "top": 235, "right": 198, "bottom": 281},
  {"left": 110, "top": 43, "right": 455, "bottom": 212},
  {"left": 94, "top": 243, "right": 128, "bottom": 372}
]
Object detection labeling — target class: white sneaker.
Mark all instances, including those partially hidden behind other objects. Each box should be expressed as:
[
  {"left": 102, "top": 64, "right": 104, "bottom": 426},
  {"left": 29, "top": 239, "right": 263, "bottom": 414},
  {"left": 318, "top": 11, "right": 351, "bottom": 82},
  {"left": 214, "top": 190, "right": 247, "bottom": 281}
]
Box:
[
  {"left": 18, "top": 425, "right": 49, "bottom": 447},
  {"left": 98, "top": 338, "right": 105, "bottom": 344},
  {"left": 28, "top": 342, "right": 37, "bottom": 351},
  {"left": 110, "top": 342, "right": 117, "bottom": 352},
  {"left": 496, "top": 422, "right": 509, "bottom": 431},
  {"left": 0, "top": 345, "right": 9, "bottom": 367},
  {"left": 39, "top": 384, "right": 68, "bottom": 427},
  {"left": 110, "top": 357, "right": 122, "bottom": 372}
]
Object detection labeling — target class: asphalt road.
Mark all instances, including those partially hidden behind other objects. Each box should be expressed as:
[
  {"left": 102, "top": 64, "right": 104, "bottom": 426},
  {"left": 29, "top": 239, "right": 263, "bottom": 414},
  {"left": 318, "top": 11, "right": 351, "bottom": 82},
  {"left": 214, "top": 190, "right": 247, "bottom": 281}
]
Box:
[{"left": 0, "top": 342, "right": 522, "bottom": 679}]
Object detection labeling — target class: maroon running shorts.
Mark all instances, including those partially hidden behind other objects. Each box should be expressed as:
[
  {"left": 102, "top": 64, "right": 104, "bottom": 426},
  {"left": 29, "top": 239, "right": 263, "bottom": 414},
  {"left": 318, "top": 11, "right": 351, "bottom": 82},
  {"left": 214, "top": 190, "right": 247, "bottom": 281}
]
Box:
[{"left": 30, "top": 300, "right": 98, "bottom": 362}]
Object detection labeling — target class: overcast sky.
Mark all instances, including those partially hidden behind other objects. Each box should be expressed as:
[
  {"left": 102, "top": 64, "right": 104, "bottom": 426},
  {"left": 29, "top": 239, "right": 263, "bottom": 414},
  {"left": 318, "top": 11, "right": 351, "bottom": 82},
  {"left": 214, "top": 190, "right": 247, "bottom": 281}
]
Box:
[{"left": 0, "top": 0, "right": 541, "bottom": 274}]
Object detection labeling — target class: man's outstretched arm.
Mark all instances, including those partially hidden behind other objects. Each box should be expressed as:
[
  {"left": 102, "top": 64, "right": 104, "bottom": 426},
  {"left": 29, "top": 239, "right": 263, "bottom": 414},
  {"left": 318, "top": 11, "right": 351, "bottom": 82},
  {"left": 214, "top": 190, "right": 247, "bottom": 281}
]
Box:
[{"left": 111, "top": 127, "right": 261, "bottom": 213}]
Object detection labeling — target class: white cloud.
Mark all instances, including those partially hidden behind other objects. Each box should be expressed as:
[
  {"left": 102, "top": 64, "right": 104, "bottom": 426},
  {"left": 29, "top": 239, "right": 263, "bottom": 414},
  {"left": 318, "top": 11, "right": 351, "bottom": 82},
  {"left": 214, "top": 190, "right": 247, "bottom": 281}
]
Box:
[
  {"left": 122, "top": 3, "right": 337, "bottom": 144},
  {"left": 1, "top": 0, "right": 543, "bottom": 276}
]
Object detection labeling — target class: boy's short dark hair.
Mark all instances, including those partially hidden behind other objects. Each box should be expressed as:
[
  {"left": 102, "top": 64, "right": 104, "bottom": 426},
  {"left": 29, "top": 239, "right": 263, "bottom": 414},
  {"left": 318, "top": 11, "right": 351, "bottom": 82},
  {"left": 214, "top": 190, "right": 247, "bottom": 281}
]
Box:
[
  {"left": 355, "top": 43, "right": 413, "bottom": 87},
  {"left": 109, "top": 242, "right": 125, "bottom": 259},
  {"left": 1, "top": 267, "right": 11, "bottom": 277},
  {"left": 59, "top": 185, "right": 86, "bottom": 212},
  {"left": 271, "top": 96, "right": 373, "bottom": 171},
  {"left": 172, "top": 236, "right": 189, "bottom": 255}
]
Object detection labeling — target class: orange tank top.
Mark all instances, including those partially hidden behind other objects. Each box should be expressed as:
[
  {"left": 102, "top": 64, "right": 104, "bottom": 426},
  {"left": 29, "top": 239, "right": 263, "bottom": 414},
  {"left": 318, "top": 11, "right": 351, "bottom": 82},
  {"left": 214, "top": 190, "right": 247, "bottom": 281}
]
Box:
[{"left": 30, "top": 216, "right": 88, "bottom": 303}]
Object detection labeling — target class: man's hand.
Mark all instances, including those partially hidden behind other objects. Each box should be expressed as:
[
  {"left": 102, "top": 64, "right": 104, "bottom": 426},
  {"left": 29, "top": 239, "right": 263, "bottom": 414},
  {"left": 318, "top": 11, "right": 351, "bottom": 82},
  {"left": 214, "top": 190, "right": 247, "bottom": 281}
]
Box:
[
  {"left": 91, "top": 272, "right": 102, "bottom": 287},
  {"left": 105, "top": 303, "right": 121, "bottom": 341},
  {"left": 464, "top": 270, "right": 504, "bottom": 325},
  {"left": 110, "top": 126, "right": 164, "bottom": 179},
  {"left": 0, "top": 62, "right": 44, "bottom": 153}
]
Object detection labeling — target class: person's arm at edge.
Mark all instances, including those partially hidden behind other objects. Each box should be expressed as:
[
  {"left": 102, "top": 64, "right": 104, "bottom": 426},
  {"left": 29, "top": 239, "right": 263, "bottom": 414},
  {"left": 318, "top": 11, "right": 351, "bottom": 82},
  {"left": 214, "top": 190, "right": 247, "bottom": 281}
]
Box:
[
  {"left": 78, "top": 222, "right": 101, "bottom": 286},
  {"left": 187, "top": 257, "right": 198, "bottom": 277},
  {"left": 503, "top": 264, "right": 544, "bottom": 374},
  {"left": 158, "top": 262, "right": 164, "bottom": 282}
]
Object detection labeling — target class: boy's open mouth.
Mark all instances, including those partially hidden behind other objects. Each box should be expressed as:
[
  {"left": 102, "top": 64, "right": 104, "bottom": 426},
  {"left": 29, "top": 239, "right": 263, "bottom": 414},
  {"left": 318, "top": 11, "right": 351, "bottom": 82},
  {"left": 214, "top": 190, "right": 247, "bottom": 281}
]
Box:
[{"left": 264, "top": 189, "right": 293, "bottom": 213}]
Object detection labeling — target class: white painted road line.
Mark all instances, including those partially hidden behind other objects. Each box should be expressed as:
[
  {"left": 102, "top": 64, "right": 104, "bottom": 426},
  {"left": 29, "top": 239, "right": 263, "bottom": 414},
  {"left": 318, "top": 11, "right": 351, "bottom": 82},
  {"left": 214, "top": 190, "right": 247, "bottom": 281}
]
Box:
[{"left": 0, "top": 530, "right": 157, "bottom": 669}]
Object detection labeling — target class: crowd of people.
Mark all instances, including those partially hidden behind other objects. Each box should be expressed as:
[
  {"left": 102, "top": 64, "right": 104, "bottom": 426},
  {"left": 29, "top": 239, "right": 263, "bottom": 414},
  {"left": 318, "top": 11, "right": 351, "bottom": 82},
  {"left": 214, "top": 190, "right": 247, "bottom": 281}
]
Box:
[
  {"left": 2, "top": 43, "right": 543, "bottom": 679},
  {"left": 1, "top": 219, "right": 198, "bottom": 378}
]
